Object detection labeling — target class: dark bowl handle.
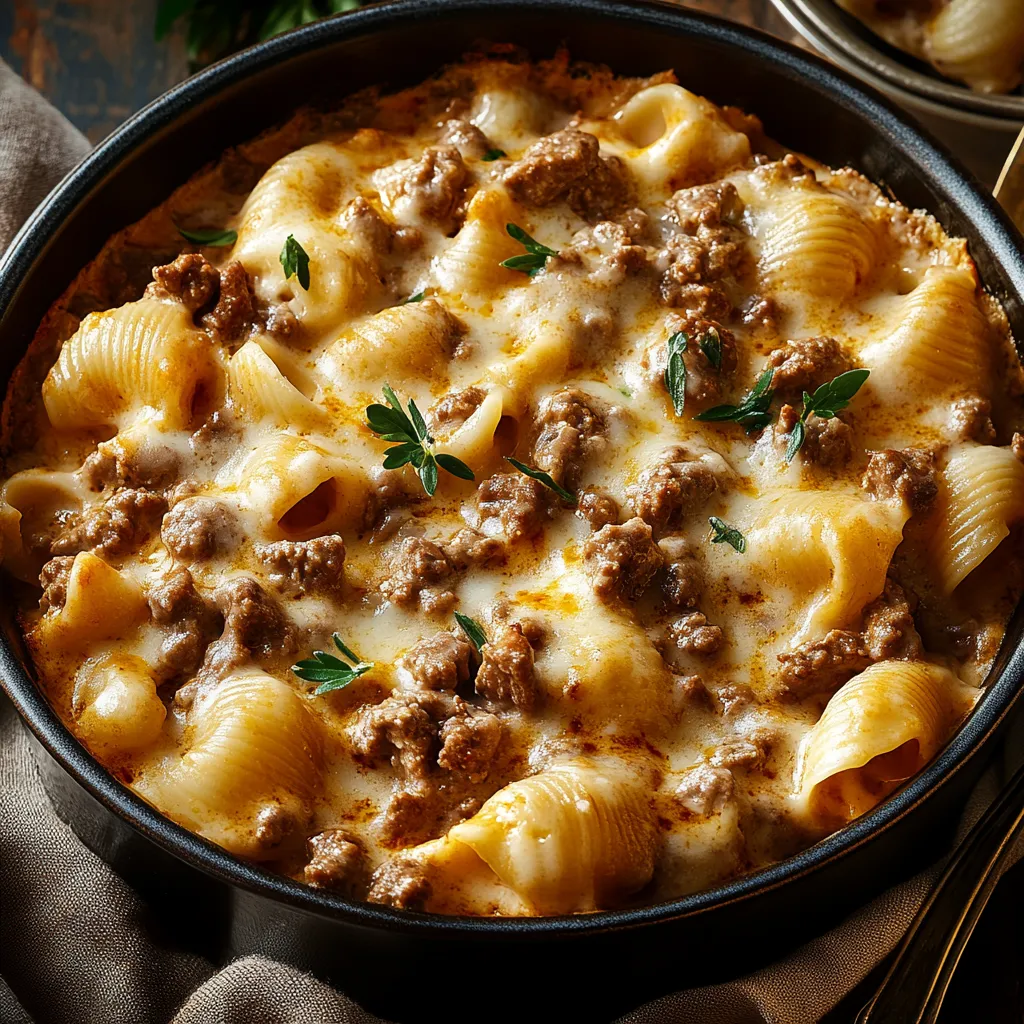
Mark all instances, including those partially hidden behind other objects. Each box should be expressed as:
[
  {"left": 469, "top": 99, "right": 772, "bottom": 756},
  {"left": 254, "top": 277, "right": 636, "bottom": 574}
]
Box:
[{"left": 856, "top": 758, "right": 1024, "bottom": 1024}]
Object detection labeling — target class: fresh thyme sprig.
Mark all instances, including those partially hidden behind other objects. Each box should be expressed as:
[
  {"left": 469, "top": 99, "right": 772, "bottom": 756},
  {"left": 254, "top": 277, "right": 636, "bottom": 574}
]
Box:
[
  {"left": 454, "top": 611, "right": 489, "bottom": 652},
  {"left": 481, "top": 148, "right": 507, "bottom": 162},
  {"left": 402, "top": 291, "right": 425, "bottom": 304},
  {"left": 366, "top": 385, "right": 475, "bottom": 496},
  {"left": 696, "top": 366, "right": 775, "bottom": 433},
  {"left": 665, "top": 330, "right": 688, "bottom": 416},
  {"left": 292, "top": 633, "right": 373, "bottom": 695},
  {"left": 500, "top": 224, "right": 558, "bottom": 277},
  {"left": 505, "top": 457, "right": 577, "bottom": 506},
  {"left": 708, "top": 516, "right": 746, "bottom": 553},
  {"left": 784, "top": 369, "right": 870, "bottom": 462},
  {"left": 280, "top": 234, "right": 311, "bottom": 290},
  {"left": 699, "top": 327, "right": 723, "bottom": 370},
  {"left": 177, "top": 225, "right": 237, "bottom": 247}
]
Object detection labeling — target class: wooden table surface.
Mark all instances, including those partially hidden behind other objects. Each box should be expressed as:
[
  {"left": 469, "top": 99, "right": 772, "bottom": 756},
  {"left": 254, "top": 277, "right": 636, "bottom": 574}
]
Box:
[{"left": 1, "top": 2, "right": 1022, "bottom": 1022}]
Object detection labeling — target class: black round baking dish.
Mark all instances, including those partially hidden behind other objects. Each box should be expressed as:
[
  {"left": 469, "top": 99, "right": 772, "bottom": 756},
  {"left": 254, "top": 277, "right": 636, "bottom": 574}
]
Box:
[{"left": 2, "top": 1, "right": 1023, "bottom": 1020}]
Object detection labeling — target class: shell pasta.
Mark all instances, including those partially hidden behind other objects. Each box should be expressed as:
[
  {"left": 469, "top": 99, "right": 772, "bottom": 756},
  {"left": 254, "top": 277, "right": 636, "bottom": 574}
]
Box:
[
  {"left": 836, "top": 0, "right": 1024, "bottom": 94},
  {"left": 1, "top": 53, "right": 1021, "bottom": 916}
]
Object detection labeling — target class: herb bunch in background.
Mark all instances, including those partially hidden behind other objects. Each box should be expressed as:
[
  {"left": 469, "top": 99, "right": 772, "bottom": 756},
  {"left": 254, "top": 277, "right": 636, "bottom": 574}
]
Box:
[{"left": 156, "top": 0, "right": 361, "bottom": 68}]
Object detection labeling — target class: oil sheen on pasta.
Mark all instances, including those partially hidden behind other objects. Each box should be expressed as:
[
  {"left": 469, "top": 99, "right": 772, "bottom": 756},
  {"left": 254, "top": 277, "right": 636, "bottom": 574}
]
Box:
[{"left": 2, "top": 55, "right": 1023, "bottom": 917}]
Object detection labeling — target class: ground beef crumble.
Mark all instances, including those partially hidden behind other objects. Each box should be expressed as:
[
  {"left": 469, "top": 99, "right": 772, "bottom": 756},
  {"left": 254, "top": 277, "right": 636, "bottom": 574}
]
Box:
[
  {"left": 367, "top": 857, "right": 433, "bottom": 910},
  {"left": 861, "top": 448, "right": 938, "bottom": 511},
  {"left": 767, "top": 337, "right": 850, "bottom": 396},
  {"left": 583, "top": 517, "right": 663, "bottom": 603},
  {"left": 52, "top": 488, "right": 167, "bottom": 560},
  {"left": 629, "top": 446, "right": 720, "bottom": 533},
  {"left": 147, "top": 567, "right": 221, "bottom": 684},
  {"left": 303, "top": 830, "right": 368, "bottom": 896},
  {"left": 38, "top": 555, "right": 75, "bottom": 613},
  {"left": 669, "top": 612, "right": 725, "bottom": 656},
  {"left": 476, "top": 472, "right": 548, "bottom": 540},
  {"left": 503, "top": 128, "right": 599, "bottom": 206},
  {"left": 254, "top": 535, "right": 346, "bottom": 595},
  {"left": 475, "top": 623, "right": 537, "bottom": 711},
  {"left": 161, "top": 496, "right": 240, "bottom": 563},
  {"left": 380, "top": 537, "right": 455, "bottom": 614},
  {"left": 188, "top": 576, "right": 294, "bottom": 695},
  {"left": 395, "top": 631, "right": 475, "bottom": 692},
  {"left": 532, "top": 388, "right": 606, "bottom": 490}
]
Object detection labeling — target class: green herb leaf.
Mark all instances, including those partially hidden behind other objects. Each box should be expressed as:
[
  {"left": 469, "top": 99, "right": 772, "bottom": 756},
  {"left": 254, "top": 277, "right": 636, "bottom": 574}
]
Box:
[
  {"left": 696, "top": 367, "right": 775, "bottom": 433},
  {"left": 783, "top": 369, "right": 870, "bottom": 462},
  {"left": 665, "top": 330, "right": 689, "bottom": 417},
  {"left": 419, "top": 456, "right": 439, "bottom": 496},
  {"left": 708, "top": 516, "right": 746, "bottom": 554},
  {"left": 402, "top": 291, "right": 425, "bottom": 304},
  {"left": 805, "top": 369, "right": 870, "bottom": 418},
  {"left": 366, "top": 385, "right": 475, "bottom": 495},
  {"left": 505, "top": 457, "right": 576, "bottom": 506},
  {"left": 481, "top": 148, "right": 507, "bottom": 161},
  {"left": 500, "top": 223, "right": 558, "bottom": 277},
  {"left": 381, "top": 442, "right": 421, "bottom": 469},
  {"left": 784, "top": 419, "right": 805, "bottom": 463},
  {"left": 280, "top": 234, "right": 311, "bottom": 290},
  {"left": 292, "top": 633, "right": 373, "bottom": 695},
  {"left": 699, "top": 328, "right": 723, "bottom": 371},
  {"left": 435, "top": 453, "right": 476, "bottom": 480},
  {"left": 177, "top": 225, "right": 237, "bottom": 247},
  {"left": 454, "top": 611, "right": 489, "bottom": 651}
]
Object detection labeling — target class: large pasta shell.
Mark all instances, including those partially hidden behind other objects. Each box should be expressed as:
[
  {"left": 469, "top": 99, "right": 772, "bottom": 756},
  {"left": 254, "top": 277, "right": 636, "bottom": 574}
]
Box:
[
  {"left": 798, "top": 660, "right": 978, "bottom": 820},
  {"left": 228, "top": 338, "right": 325, "bottom": 427},
  {"left": 318, "top": 298, "right": 458, "bottom": 392},
  {"left": 137, "top": 671, "right": 323, "bottom": 857},
  {"left": 862, "top": 267, "right": 989, "bottom": 401},
  {"left": 926, "top": 0, "right": 1024, "bottom": 94},
  {"left": 449, "top": 758, "right": 657, "bottom": 914},
  {"left": 43, "top": 298, "right": 218, "bottom": 431},
  {"left": 432, "top": 188, "right": 523, "bottom": 298},
  {"left": 759, "top": 188, "right": 876, "bottom": 301},
  {"left": 613, "top": 83, "right": 750, "bottom": 194},
  {"left": 745, "top": 489, "right": 908, "bottom": 645},
  {"left": 229, "top": 431, "right": 370, "bottom": 540},
  {"left": 931, "top": 443, "right": 1024, "bottom": 595}
]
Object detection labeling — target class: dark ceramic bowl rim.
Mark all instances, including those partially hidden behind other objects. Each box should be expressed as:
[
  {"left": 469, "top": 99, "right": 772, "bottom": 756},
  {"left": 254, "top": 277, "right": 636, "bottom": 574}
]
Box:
[{"left": 2, "top": 0, "right": 1023, "bottom": 939}]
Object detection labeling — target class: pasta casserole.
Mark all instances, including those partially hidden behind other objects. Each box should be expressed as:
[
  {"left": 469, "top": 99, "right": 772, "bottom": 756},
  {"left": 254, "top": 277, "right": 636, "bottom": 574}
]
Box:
[{"left": 2, "top": 53, "right": 1022, "bottom": 916}]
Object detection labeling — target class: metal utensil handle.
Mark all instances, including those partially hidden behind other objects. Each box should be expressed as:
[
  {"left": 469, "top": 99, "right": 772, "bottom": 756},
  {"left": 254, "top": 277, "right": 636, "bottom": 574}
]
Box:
[{"left": 855, "top": 759, "right": 1024, "bottom": 1024}]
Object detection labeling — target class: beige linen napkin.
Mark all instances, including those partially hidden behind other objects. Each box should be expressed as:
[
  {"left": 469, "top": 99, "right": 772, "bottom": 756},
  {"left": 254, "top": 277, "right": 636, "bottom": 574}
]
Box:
[{"left": 0, "top": 59, "right": 1021, "bottom": 1024}]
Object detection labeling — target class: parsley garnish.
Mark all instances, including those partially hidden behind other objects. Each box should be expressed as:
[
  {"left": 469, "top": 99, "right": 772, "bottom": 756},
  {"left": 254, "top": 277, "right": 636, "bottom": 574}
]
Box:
[
  {"left": 366, "top": 385, "right": 475, "bottom": 496},
  {"left": 699, "top": 328, "right": 723, "bottom": 371},
  {"left": 292, "top": 633, "right": 373, "bottom": 695},
  {"left": 665, "top": 330, "right": 688, "bottom": 416},
  {"left": 696, "top": 367, "right": 775, "bottom": 433},
  {"left": 500, "top": 224, "right": 558, "bottom": 277},
  {"left": 178, "top": 226, "right": 237, "bottom": 247},
  {"left": 481, "top": 148, "right": 507, "bottom": 161},
  {"left": 280, "top": 234, "right": 311, "bottom": 290},
  {"left": 708, "top": 516, "right": 746, "bottom": 553},
  {"left": 454, "top": 611, "right": 489, "bottom": 651},
  {"left": 505, "top": 457, "right": 577, "bottom": 506},
  {"left": 784, "top": 369, "right": 870, "bottom": 462},
  {"left": 402, "top": 291, "right": 425, "bottom": 304}
]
